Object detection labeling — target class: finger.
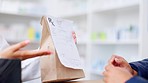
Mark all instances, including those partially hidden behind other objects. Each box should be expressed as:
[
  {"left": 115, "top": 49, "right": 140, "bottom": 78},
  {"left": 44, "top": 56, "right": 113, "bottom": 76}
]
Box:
[
  {"left": 72, "top": 31, "right": 75, "bottom": 34},
  {"left": 105, "top": 64, "right": 114, "bottom": 71},
  {"left": 105, "top": 65, "right": 109, "bottom": 71},
  {"left": 108, "top": 55, "right": 116, "bottom": 64},
  {"left": 74, "top": 38, "right": 77, "bottom": 44},
  {"left": 103, "top": 77, "right": 108, "bottom": 83},
  {"left": 114, "top": 56, "right": 127, "bottom": 67},
  {"left": 105, "top": 64, "right": 109, "bottom": 71},
  {"left": 14, "top": 50, "right": 52, "bottom": 60},
  {"left": 72, "top": 32, "right": 76, "bottom": 38},
  {"left": 10, "top": 40, "right": 30, "bottom": 52},
  {"left": 115, "top": 58, "right": 123, "bottom": 64},
  {"left": 114, "top": 55, "right": 124, "bottom": 60},
  {"left": 103, "top": 71, "right": 107, "bottom": 83},
  {"left": 115, "top": 56, "right": 126, "bottom": 63},
  {"left": 103, "top": 71, "right": 108, "bottom": 77},
  {"left": 72, "top": 32, "right": 77, "bottom": 44},
  {"left": 109, "top": 55, "right": 123, "bottom": 66}
]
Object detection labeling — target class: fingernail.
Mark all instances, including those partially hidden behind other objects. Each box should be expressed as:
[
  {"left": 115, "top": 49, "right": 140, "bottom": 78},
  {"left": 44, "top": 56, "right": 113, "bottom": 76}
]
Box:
[
  {"left": 25, "top": 40, "right": 30, "bottom": 44},
  {"left": 46, "top": 51, "right": 53, "bottom": 54},
  {"left": 115, "top": 58, "right": 120, "bottom": 62}
]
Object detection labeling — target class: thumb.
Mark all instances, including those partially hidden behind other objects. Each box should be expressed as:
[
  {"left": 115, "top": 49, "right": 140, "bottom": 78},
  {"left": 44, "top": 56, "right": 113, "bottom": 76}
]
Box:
[
  {"left": 115, "top": 58, "right": 122, "bottom": 63},
  {"left": 114, "top": 58, "right": 127, "bottom": 67}
]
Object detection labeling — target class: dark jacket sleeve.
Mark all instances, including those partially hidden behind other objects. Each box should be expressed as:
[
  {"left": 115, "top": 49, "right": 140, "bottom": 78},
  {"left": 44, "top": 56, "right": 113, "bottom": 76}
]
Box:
[
  {"left": 0, "top": 59, "right": 21, "bottom": 83},
  {"left": 126, "top": 59, "right": 148, "bottom": 83},
  {"left": 126, "top": 76, "right": 148, "bottom": 83}
]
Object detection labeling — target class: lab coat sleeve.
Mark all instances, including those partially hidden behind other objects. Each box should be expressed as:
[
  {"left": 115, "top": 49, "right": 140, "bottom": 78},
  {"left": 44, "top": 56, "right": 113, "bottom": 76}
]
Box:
[
  {"left": 21, "top": 57, "right": 41, "bottom": 83},
  {"left": 0, "top": 59, "right": 21, "bottom": 83},
  {"left": 126, "top": 59, "right": 148, "bottom": 83}
]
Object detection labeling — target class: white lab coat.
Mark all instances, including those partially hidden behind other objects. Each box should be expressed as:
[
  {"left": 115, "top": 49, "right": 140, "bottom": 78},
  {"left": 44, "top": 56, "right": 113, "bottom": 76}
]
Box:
[
  {"left": 0, "top": 36, "right": 9, "bottom": 51},
  {"left": 21, "top": 57, "right": 41, "bottom": 83},
  {"left": 0, "top": 36, "right": 41, "bottom": 83}
]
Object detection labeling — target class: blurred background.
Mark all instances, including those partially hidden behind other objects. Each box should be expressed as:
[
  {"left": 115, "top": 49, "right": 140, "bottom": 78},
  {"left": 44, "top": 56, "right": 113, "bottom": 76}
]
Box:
[{"left": 0, "top": 0, "right": 148, "bottom": 80}]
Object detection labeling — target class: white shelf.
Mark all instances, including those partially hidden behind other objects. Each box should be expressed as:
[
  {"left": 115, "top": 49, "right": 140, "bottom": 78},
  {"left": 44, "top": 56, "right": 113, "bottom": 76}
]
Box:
[
  {"left": 8, "top": 40, "right": 40, "bottom": 45},
  {"left": 0, "top": 11, "right": 41, "bottom": 19},
  {"left": 77, "top": 42, "right": 87, "bottom": 45},
  {"left": 8, "top": 40, "right": 40, "bottom": 50},
  {"left": 3, "top": 0, "right": 41, "bottom": 2},
  {"left": 59, "top": 11, "right": 87, "bottom": 18},
  {"left": 77, "top": 41, "right": 88, "bottom": 45},
  {"left": 92, "top": 1, "right": 139, "bottom": 13},
  {"left": 91, "top": 40, "right": 139, "bottom": 45}
]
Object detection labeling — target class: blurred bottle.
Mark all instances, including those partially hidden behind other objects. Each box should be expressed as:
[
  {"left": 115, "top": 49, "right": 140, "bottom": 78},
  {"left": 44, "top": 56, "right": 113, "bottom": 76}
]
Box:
[
  {"left": 98, "top": 31, "right": 107, "bottom": 41},
  {"left": 117, "top": 25, "right": 139, "bottom": 41},
  {"left": 27, "top": 26, "right": 35, "bottom": 41},
  {"left": 35, "top": 26, "right": 41, "bottom": 41},
  {"left": 28, "top": 21, "right": 41, "bottom": 41},
  {"left": 129, "top": 25, "right": 139, "bottom": 40}
]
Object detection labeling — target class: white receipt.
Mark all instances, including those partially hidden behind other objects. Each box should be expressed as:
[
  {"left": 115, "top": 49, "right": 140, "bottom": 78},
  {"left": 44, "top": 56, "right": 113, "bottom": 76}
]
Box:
[{"left": 46, "top": 16, "right": 82, "bottom": 69}]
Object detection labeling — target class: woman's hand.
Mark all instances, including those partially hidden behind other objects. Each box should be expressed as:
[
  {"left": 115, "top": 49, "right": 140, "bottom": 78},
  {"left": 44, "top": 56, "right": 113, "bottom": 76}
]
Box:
[{"left": 0, "top": 40, "right": 52, "bottom": 60}]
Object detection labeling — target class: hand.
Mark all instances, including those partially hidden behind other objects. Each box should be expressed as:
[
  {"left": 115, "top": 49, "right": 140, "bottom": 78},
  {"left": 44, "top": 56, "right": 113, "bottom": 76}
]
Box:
[
  {"left": 0, "top": 40, "right": 52, "bottom": 60},
  {"left": 108, "top": 55, "right": 137, "bottom": 76},
  {"left": 103, "top": 64, "right": 133, "bottom": 83},
  {"left": 72, "top": 31, "right": 77, "bottom": 43}
]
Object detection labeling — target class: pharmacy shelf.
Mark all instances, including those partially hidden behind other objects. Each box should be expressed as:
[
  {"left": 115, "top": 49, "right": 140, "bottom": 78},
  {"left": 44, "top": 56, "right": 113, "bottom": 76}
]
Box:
[
  {"left": 3, "top": 0, "right": 41, "bottom": 2},
  {"left": 0, "top": 11, "right": 41, "bottom": 19},
  {"left": 8, "top": 40, "right": 40, "bottom": 45},
  {"left": 92, "top": 1, "right": 139, "bottom": 13},
  {"left": 59, "top": 11, "right": 87, "bottom": 18},
  {"left": 7, "top": 40, "right": 40, "bottom": 50},
  {"left": 91, "top": 40, "right": 139, "bottom": 45},
  {"left": 77, "top": 42, "right": 87, "bottom": 45},
  {"left": 77, "top": 40, "right": 89, "bottom": 45},
  {"left": 87, "top": 0, "right": 141, "bottom": 80}
]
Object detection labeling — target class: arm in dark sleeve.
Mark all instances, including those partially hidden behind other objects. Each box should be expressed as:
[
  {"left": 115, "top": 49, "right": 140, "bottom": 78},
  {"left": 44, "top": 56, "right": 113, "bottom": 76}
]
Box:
[
  {"left": 126, "top": 76, "right": 148, "bottom": 83},
  {"left": 129, "top": 59, "right": 148, "bottom": 79},
  {"left": 0, "top": 59, "right": 21, "bottom": 83},
  {"left": 125, "top": 59, "right": 148, "bottom": 83}
]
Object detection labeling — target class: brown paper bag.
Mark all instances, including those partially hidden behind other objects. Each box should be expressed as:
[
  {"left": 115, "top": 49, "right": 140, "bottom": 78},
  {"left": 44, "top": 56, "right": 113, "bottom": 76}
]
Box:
[{"left": 40, "top": 16, "right": 85, "bottom": 83}]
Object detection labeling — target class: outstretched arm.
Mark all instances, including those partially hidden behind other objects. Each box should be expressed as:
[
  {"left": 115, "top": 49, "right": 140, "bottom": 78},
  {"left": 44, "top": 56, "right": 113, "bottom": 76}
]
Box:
[
  {"left": 0, "top": 40, "right": 52, "bottom": 83},
  {"left": 0, "top": 40, "right": 52, "bottom": 60}
]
